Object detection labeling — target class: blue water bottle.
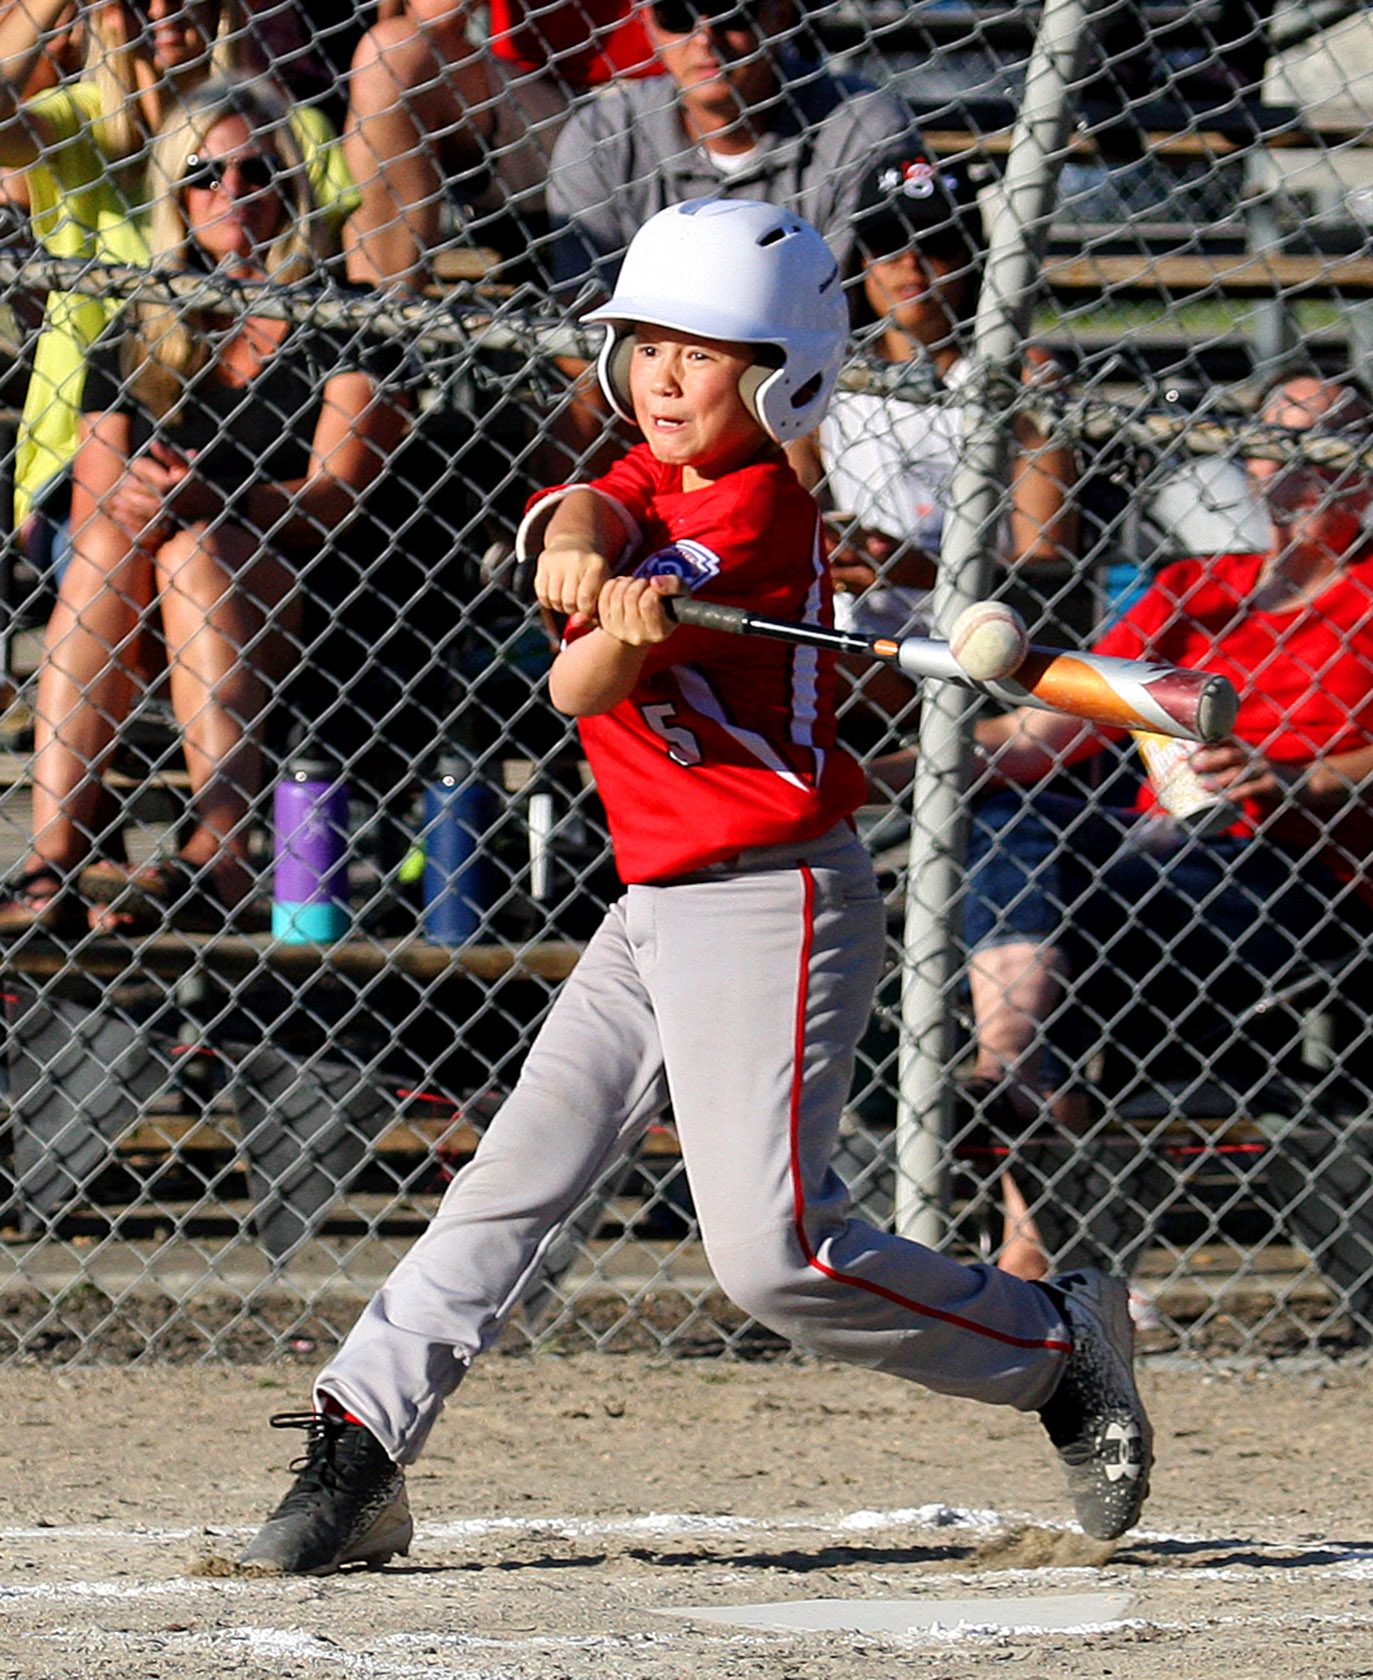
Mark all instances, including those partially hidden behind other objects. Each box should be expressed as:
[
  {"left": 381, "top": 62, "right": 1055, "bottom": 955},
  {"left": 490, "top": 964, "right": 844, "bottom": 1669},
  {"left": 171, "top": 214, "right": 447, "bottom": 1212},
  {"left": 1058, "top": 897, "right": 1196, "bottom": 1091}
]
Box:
[
  {"left": 272, "top": 756, "right": 351, "bottom": 943},
  {"left": 422, "top": 751, "right": 499, "bottom": 944}
]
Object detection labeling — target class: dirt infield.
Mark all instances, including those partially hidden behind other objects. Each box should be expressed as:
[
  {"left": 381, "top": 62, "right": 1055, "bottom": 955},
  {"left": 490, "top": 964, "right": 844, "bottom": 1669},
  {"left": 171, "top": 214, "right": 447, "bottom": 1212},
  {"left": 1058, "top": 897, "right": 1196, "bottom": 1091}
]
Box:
[{"left": 3, "top": 1351, "right": 1373, "bottom": 1678}]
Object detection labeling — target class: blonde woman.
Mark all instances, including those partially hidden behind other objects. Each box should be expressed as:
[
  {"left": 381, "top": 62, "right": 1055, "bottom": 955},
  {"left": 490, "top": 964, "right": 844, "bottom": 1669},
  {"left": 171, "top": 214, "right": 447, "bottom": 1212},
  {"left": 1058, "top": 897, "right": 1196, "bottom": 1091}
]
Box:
[
  {"left": 0, "top": 0, "right": 353, "bottom": 580},
  {"left": 0, "top": 78, "right": 410, "bottom": 934}
]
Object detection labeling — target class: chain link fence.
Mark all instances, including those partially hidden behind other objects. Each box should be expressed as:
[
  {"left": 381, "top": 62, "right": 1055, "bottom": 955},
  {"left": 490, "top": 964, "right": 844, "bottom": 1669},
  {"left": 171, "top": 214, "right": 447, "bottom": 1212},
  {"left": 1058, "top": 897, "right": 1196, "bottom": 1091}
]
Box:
[{"left": 1, "top": 0, "right": 1372, "bottom": 1366}]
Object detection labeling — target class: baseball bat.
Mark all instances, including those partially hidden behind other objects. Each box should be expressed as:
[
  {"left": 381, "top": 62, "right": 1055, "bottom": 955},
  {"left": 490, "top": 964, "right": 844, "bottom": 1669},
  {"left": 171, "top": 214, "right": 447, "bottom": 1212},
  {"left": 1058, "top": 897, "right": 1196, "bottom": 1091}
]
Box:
[{"left": 662, "top": 597, "right": 1239, "bottom": 743}]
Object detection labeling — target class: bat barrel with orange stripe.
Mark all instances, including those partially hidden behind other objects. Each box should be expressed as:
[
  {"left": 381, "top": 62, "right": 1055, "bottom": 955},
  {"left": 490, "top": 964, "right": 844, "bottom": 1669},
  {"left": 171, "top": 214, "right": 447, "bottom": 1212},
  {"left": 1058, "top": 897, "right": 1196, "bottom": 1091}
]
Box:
[
  {"left": 663, "top": 598, "right": 1239, "bottom": 744},
  {"left": 967, "top": 646, "right": 1238, "bottom": 742}
]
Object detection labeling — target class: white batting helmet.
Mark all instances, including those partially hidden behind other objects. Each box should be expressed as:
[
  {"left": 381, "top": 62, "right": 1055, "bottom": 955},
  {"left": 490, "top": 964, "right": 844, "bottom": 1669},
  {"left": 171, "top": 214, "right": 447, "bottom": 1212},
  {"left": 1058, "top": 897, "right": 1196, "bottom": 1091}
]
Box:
[{"left": 583, "top": 199, "right": 848, "bottom": 443}]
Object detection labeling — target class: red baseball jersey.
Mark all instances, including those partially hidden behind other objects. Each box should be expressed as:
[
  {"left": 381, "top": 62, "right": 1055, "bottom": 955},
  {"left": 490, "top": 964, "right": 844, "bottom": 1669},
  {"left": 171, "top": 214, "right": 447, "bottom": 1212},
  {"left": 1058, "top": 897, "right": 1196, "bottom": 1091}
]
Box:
[
  {"left": 1097, "top": 549, "right": 1373, "bottom": 900},
  {"left": 487, "top": 0, "right": 658, "bottom": 83},
  {"left": 532, "top": 446, "right": 868, "bottom": 883}
]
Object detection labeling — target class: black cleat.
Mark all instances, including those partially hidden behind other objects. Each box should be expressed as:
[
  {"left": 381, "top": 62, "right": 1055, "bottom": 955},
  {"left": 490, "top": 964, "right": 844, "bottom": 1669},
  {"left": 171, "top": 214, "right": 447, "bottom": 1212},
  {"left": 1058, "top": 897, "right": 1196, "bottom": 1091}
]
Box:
[
  {"left": 239, "top": 1410, "right": 413, "bottom": 1575},
  {"left": 1037, "top": 1269, "right": 1153, "bottom": 1541}
]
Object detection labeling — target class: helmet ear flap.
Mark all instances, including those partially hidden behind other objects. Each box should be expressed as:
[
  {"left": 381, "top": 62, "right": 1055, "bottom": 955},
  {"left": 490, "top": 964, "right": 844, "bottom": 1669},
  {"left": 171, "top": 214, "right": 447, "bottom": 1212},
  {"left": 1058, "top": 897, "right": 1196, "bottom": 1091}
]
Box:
[
  {"left": 737, "top": 362, "right": 771, "bottom": 428},
  {"left": 608, "top": 333, "right": 635, "bottom": 416},
  {"left": 738, "top": 350, "right": 792, "bottom": 441},
  {"left": 596, "top": 326, "right": 637, "bottom": 423}
]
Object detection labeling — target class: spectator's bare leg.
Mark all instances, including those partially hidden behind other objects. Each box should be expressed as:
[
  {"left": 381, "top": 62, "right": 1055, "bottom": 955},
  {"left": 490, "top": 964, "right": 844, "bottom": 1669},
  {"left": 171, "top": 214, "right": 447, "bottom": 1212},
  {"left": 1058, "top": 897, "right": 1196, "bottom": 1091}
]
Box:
[
  {"left": 997, "top": 1169, "right": 1049, "bottom": 1281},
  {"left": 344, "top": 9, "right": 493, "bottom": 290},
  {"left": 970, "top": 939, "right": 1086, "bottom": 1279},
  {"left": 968, "top": 939, "right": 1074, "bottom": 1112},
  {"left": 155, "top": 524, "right": 297, "bottom": 908},
  {"left": 25, "top": 541, "right": 156, "bottom": 881}
]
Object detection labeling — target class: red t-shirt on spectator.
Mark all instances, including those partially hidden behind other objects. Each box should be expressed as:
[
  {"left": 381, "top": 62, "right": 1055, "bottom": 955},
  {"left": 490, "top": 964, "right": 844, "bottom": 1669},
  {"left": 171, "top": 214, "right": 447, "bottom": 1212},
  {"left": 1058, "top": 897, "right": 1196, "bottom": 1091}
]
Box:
[
  {"left": 488, "top": 0, "right": 658, "bottom": 83},
  {"left": 1096, "top": 548, "right": 1373, "bottom": 901}
]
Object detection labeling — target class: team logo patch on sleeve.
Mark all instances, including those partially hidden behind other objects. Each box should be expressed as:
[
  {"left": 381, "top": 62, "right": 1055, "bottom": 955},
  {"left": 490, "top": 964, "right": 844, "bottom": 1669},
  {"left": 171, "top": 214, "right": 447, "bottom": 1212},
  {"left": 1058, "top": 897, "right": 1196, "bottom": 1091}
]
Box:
[{"left": 636, "top": 540, "right": 723, "bottom": 588}]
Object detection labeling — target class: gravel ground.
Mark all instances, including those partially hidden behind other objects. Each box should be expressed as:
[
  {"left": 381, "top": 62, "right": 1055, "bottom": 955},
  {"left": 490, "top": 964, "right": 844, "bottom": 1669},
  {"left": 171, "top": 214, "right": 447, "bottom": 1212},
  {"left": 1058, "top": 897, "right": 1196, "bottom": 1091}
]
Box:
[{"left": 3, "top": 1351, "right": 1373, "bottom": 1678}]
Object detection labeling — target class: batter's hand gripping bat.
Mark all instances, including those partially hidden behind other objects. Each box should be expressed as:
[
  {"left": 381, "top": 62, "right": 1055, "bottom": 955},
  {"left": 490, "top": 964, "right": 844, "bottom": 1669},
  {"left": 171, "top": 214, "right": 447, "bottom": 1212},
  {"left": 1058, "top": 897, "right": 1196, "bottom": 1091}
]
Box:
[{"left": 663, "top": 597, "right": 1239, "bottom": 743}]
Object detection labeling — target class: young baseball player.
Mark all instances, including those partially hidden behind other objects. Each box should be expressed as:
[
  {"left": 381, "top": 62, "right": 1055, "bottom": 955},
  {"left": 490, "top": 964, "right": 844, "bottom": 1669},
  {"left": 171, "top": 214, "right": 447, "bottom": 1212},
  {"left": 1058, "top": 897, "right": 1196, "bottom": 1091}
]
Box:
[{"left": 240, "top": 200, "right": 1152, "bottom": 1576}]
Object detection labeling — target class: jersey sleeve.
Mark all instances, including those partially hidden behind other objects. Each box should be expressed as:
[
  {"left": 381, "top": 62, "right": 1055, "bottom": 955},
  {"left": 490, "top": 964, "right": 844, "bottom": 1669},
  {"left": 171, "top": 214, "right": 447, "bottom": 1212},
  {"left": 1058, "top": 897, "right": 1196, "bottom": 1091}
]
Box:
[{"left": 514, "top": 448, "right": 660, "bottom": 564}]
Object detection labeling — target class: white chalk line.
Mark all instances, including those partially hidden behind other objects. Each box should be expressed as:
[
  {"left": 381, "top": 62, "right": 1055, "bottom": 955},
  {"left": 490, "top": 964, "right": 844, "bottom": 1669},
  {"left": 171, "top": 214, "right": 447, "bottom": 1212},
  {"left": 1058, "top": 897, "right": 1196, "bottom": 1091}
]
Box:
[
  {"left": 3, "top": 1500, "right": 1368, "bottom": 1559},
  {"left": 4, "top": 1501, "right": 1373, "bottom": 1566},
  {"left": 0, "top": 1501, "right": 1003, "bottom": 1549}
]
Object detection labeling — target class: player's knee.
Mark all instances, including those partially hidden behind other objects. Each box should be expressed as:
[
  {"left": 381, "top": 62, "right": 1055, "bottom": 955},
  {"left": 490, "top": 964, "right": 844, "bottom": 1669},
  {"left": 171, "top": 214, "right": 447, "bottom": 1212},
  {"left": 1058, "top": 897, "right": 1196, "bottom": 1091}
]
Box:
[{"left": 706, "top": 1232, "right": 820, "bottom": 1339}]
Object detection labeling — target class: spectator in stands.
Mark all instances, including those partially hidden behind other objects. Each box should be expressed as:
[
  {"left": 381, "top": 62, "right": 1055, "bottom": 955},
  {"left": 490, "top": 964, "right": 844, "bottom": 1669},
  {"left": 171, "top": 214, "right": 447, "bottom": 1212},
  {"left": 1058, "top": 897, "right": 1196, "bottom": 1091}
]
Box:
[
  {"left": 0, "top": 0, "right": 81, "bottom": 101},
  {"left": 547, "top": 0, "right": 913, "bottom": 298},
  {"left": 342, "top": 0, "right": 659, "bottom": 289},
  {"left": 0, "top": 0, "right": 353, "bottom": 587},
  {"left": 543, "top": 0, "right": 916, "bottom": 470},
  {"left": 0, "top": 77, "right": 411, "bottom": 937},
  {"left": 239, "top": 1, "right": 367, "bottom": 129},
  {"left": 793, "top": 147, "right": 1078, "bottom": 732},
  {"left": 0, "top": 2, "right": 80, "bottom": 227},
  {"left": 875, "top": 369, "right": 1373, "bottom": 1277}
]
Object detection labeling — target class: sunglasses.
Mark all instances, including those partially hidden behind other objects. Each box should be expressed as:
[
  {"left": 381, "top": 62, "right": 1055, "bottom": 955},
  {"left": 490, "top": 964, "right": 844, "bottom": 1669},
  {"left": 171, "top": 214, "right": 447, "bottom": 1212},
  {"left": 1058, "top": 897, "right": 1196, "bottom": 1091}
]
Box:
[
  {"left": 650, "top": 1, "right": 759, "bottom": 37},
  {"left": 181, "top": 151, "right": 285, "bottom": 195}
]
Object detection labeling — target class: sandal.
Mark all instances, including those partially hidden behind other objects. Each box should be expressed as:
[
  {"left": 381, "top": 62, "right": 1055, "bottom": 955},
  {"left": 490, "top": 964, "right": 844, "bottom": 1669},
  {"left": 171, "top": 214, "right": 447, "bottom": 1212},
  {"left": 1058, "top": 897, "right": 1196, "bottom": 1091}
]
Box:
[
  {"left": 0, "top": 864, "right": 82, "bottom": 938},
  {"left": 79, "top": 857, "right": 267, "bottom": 935}
]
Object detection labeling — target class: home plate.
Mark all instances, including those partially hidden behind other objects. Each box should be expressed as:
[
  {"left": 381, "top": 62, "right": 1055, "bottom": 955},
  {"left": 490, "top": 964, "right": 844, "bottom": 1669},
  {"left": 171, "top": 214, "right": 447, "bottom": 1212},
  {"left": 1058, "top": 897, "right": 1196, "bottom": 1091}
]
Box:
[{"left": 657, "top": 1591, "right": 1135, "bottom": 1636}]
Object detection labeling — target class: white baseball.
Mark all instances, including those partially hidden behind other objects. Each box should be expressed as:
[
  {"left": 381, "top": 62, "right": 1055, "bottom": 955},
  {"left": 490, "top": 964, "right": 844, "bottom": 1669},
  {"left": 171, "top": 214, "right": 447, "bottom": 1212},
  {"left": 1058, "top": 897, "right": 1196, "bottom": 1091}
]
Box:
[{"left": 948, "top": 601, "right": 1030, "bottom": 683}]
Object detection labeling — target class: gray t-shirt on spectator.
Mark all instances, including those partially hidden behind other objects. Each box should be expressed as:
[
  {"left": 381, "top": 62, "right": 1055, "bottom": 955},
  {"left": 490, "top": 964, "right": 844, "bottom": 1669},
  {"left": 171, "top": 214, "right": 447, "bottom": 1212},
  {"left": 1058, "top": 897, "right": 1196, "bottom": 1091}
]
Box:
[{"left": 547, "top": 56, "right": 918, "bottom": 295}]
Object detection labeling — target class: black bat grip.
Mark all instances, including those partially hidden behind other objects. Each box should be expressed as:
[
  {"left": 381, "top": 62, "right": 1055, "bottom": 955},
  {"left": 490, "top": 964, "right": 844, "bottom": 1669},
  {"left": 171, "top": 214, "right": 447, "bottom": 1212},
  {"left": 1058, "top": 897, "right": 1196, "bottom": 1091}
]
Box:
[{"left": 662, "top": 596, "right": 751, "bottom": 634}]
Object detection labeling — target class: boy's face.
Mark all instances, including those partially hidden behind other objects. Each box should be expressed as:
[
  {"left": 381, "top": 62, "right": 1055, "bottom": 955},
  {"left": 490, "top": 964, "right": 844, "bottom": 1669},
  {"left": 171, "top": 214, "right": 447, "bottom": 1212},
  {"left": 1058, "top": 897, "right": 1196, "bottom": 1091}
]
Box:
[
  {"left": 862, "top": 242, "right": 970, "bottom": 346},
  {"left": 628, "top": 324, "right": 769, "bottom": 481}
]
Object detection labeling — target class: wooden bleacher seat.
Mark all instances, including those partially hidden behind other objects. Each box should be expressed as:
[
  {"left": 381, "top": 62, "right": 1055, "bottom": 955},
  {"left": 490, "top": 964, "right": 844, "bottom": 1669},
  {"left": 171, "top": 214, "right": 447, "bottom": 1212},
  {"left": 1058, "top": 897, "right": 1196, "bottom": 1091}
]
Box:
[
  {"left": 0, "top": 930, "right": 583, "bottom": 984},
  {"left": 1042, "top": 250, "right": 1373, "bottom": 301}
]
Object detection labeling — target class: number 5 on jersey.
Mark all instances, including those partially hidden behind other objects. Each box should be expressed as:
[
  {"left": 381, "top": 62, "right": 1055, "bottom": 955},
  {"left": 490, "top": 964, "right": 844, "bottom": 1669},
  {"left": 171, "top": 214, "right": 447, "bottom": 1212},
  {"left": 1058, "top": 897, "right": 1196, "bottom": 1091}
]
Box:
[{"left": 641, "top": 702, "right": 702, "bottom": 766}]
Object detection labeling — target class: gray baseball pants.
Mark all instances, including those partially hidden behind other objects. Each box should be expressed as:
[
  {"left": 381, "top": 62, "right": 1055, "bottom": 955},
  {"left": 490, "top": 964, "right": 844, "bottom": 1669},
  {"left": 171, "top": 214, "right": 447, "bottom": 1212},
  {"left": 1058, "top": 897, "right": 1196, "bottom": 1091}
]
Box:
[{"left": 318, "top": 823, "right": 1070, "bottom": 1463}]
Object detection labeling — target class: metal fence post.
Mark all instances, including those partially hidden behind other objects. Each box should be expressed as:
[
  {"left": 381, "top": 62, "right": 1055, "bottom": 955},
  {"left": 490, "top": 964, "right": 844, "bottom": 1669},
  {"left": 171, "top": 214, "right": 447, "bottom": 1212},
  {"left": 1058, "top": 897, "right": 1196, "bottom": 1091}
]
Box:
[{"left": 894, "top": 0, "right": 1102, "bottom": 1242}]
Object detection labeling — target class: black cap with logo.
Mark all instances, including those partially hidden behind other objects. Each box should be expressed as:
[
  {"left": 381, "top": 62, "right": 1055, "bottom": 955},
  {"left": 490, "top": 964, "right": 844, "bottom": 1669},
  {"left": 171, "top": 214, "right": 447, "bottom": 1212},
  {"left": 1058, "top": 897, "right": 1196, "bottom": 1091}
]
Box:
[{"left": 851, "top": 150, "right": 985, "bottom": 263}]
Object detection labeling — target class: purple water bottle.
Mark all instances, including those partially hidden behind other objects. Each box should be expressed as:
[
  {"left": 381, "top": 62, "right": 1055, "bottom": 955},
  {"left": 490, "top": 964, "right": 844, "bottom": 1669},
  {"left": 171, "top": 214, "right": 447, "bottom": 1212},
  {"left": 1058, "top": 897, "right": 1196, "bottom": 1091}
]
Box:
[
  {"left": 422, "top": 751, "right": 498, "bottom": 944},
  {"left": 272, "top": 755, "right": 351, "bottom": 943}
]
